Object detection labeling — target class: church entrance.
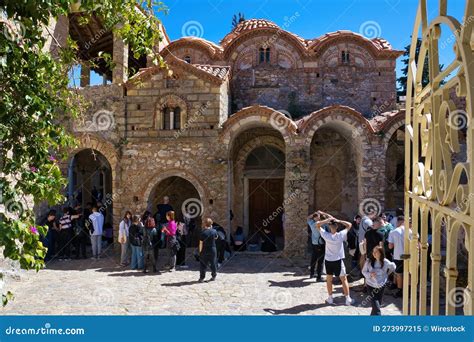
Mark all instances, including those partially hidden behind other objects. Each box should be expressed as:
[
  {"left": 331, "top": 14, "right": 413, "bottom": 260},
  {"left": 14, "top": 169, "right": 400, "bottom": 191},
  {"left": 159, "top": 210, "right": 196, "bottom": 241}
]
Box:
[{"left": 244, "top": 145, "right": 285, "bottom": 250}]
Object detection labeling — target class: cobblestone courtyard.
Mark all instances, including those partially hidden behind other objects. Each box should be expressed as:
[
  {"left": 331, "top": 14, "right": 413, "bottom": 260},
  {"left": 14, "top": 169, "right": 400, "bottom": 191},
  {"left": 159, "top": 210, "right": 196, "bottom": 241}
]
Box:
[{"left": 1, "top": 250, "right": 403, "bottom": 315}]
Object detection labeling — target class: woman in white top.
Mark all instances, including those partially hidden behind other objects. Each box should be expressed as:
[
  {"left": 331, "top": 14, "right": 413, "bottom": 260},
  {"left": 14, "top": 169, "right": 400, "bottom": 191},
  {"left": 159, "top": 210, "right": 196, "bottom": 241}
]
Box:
[
  {"left": 118, "top": 211, "right": 132, "bottom": 266},
  {"left": 362, "top": 245, "right": 396, "bottom": 315}
]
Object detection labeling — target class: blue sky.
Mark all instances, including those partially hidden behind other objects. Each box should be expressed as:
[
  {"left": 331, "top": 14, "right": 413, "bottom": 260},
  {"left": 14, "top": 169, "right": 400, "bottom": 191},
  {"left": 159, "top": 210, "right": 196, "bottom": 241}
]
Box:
[{"left": 82, "top": 0, "right": 466, "bottom": 86}]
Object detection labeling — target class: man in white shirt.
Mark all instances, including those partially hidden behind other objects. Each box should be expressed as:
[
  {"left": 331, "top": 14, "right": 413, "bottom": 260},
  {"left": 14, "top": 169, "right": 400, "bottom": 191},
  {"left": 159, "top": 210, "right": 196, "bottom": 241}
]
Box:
[
  {"left": 89, "top": 206, "right": 104, "bottom": 260},
  {"left": 317, "top": 214, "right": 354, "bottom": 306},
  {"left": 388, "top": 215, "right": 411, "bottom": 298}
]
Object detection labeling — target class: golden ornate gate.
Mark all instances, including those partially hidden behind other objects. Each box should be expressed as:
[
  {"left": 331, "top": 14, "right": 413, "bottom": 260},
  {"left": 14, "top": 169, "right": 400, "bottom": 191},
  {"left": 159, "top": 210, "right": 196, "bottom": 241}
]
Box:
[{"left": 405, "top": 0, "right": 474, "bottom": 315}]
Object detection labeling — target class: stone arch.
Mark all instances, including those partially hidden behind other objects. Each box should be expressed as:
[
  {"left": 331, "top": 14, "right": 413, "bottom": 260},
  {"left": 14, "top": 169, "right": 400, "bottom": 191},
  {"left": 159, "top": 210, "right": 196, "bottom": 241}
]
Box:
[
  {"left": 382, "top": 114, "right": 406, "bottom": 151},
  {"left": 154, "top": 94, "right": 188, "bottom": 130},
  {"left": 318, "top": 41, "right": 376, "bottom": 69},
  {"left": 302, "top": 106, "right": 371, "bottom": 216},
  {"left": 141, "top": 169, "right": 208, "bottom": 214},
  {"left": 299, "top": 105, "right": 374, "bottom": 145},
  {"left": 161, "top": 37, "right": 223, "bottom": 62},
  {"left": 65, "top": 134, "right": 121, "bottom": 229},
  {"left": 384, "top": 115, "right": 405, "bottom": 211},
  {"left": 221, "top": 105, "right": 297, "bottom": 147},
  {"left": 308, "top": 33, "right": 390, "bottom": 60},
  {"left": 223, "top": 29, "right": 306, "bottom": 62},
  {"left": 68, "top": 134, "right": 119, "bottom": 181},
  {"left": 233, "top": 135, "right": 286, "bottom": 174}
]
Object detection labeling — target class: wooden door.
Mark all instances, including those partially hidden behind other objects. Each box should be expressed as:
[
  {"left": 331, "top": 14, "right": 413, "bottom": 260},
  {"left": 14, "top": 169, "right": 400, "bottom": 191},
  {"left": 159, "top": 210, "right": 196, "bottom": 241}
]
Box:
[{"left": 248, "top": 178, "right": 284, "bottom": 240}]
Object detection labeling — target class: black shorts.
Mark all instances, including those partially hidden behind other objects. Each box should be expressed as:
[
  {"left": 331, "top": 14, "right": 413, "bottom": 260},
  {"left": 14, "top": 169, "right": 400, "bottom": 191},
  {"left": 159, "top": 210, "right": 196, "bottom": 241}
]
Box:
[
  {"left": 324, "top": 259, "right": 346, "bottom": 277},
  {"left": 394, "top": 259, "right": 404, "bottom": 274}
]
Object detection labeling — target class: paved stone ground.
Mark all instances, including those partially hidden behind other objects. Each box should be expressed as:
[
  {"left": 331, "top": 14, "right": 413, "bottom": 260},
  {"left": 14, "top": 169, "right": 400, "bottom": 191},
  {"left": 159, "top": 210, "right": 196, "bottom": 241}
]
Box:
[{"left": 1, "top": 249, "right": 403, "bottom": 315}]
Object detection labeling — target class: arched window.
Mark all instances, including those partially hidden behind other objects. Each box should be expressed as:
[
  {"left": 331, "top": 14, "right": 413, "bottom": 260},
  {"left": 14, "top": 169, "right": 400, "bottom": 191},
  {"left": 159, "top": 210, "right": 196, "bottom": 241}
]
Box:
[
  {"left": 259, "top": 48, "right": 265, "bottom": 63},
  {"left": 341, "top": 50, "right": 350, "bottom": 64},
  {"left": 184, "top": 55, "right": 191, "bottom": 64},
  {"left": 162, "top": 106, "right": 181, "bottom": 130},
  {"left": 259, "top": 47, "right": 271, "bottom": 64}
]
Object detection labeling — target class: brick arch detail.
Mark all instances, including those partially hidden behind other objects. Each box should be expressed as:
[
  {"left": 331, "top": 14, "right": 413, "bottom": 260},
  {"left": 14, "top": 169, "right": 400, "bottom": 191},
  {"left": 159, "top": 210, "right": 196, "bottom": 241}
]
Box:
[
  {"left": 141, "top": 169, "right": 209, "bottom": 213},
  {"left": 221, "top": 105, "right": 297, "bottom": 146},
  {"left": 299, "top": 105, "right": 373, "bottom": 145},
  {"left": 233, "top": 135, "right": 286, "bottom": 175},
  {"left": 68, "top": 134, "right": 119, "bottom": 181},
  {"left": 382, "top": 116, "right": 405, "bottom": 152}
]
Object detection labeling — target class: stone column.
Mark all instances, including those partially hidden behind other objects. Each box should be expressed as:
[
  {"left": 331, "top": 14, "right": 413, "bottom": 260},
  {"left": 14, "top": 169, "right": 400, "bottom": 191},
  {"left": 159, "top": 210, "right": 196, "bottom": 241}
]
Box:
[
  {"left": 112, "top": 32, "right": 128, "bottom": 84},
  {"left": 359, "top": 136, "right": 386, "bottom": 214},
  {"left": 80, "top": 63, "right": 90, "bottom": 87},
  {"left": 283, "top": 139, "right": 310, "bottom": 258}
]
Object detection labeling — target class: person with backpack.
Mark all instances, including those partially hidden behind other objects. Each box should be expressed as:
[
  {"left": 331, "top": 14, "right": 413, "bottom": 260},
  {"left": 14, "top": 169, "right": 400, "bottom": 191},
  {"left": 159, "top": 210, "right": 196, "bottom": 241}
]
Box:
[
  {"left": 198, "top": 218, "right": 218, "bottom": 282},
  {"left": 72, "top": 203, "right": 88, "bottom": 259},
  {"left": 379, "top": 214, "right": 394, "bottom": 260},
  {"left": 154, "top": 196, "right": 174, "bottom": 249},
  {"left": 162, "top": 210, "right": 178, "bottom": 272},
  {"left": 364, "top": 216, "right": 385, "bottom": 260},
  {"left": 129, "top": 215, "right": 144, "bottom": 270},
  {"left": 59, "top": 206, "right": 80, "bottom": 261},
  {"left": 307, "top": 210, "right": 326, "bottom": 281},
  {"left": 42, "top": 209, "right": 58, "bottom": 262},
  {"left": 362, "top": 245, "right": 396, "bottom": 315},
  {"left": 142, "top": 211, "right": 158, "bottom": 273},
  {"left": 176, "top": 221, "right": 188, "bottom": 268}
]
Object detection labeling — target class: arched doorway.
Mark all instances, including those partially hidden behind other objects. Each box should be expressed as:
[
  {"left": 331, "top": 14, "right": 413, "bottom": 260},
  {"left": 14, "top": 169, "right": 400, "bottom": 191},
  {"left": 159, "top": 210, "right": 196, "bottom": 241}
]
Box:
[
  {"left": 148, "top": 176, "right": 203, "bottom": 246},
  {"left": 229, "top": 124, "right": 287, "bottom": 251},
  {"left": 245, "top": 145, "right": 285, "bottom": 249},
  {"left": 310, "top": 126, "right": 358, "bottom": 220},
  {"left": 385, "top": 125, "right": 405, "bottom": 212},
  {"left": 68, "top": 148, "right": 113, "bottom": 224}
]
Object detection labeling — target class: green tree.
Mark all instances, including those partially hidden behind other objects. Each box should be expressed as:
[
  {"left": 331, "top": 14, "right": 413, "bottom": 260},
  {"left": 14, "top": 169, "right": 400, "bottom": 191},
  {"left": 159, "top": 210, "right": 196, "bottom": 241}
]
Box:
[
  {"left": 397, "top": 37, "right": 443, "bottom": 96},
  {"left": 0, "top": 0, "right": 165, "bottom": 305}
]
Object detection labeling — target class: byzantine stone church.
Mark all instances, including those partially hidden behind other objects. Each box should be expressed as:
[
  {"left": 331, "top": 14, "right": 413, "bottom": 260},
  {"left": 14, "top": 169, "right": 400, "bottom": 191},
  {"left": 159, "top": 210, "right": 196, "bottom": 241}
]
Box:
[{"left": 48, "top": 15, "right": 407, "bottom": 254}]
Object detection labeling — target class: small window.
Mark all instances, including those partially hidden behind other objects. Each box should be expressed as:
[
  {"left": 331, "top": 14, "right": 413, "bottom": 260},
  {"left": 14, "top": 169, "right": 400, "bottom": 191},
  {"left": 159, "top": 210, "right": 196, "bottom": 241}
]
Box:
[
  {"left": 174, "top": 107, "right": 181, "bottom": 130},
  {"left": 341, "top": 50, "right": 350, "bottom": 64},
  {"left": 162, "top": 106, "right": 181, "bottom": 130},
  {"left": 163, "top": 107, "right": 171, "bottom": 130},
  {"left": 184, "top": 55, "right": 191, "bottom": 64},
  {"left": 265, "top": 48, "right": 270, "bottom": 63},
  {"left": 259, "top": 48, "right": 265, "bottom": 63}
]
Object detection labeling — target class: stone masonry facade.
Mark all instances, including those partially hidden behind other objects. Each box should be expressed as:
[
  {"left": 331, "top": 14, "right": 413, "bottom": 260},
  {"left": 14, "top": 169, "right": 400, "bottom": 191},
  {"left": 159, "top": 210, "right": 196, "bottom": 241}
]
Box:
[{"left": 54, "top": 18, "right": 407, "bottom": 256}]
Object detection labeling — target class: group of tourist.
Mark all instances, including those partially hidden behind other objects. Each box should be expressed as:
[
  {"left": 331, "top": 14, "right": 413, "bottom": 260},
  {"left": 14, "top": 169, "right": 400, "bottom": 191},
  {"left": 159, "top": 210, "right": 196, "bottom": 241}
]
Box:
[
  {"left": 307, "top": 207, "right": 412, "bottom": 315},
  {"left": 42, "top": 202, "right": 110, "bottom": 261},
  {"left": 41, "top": 192, "right": 415, "bottom": 313}
]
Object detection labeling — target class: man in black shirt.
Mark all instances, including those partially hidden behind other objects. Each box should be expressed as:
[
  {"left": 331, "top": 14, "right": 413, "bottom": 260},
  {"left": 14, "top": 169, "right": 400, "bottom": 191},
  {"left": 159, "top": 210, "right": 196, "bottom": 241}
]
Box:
[
  {"left": 364, "top": 216, "right": 385, "bottom": 256},
  {"left": 199, "top": 218, "right": 218, "bottom": 282}
]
